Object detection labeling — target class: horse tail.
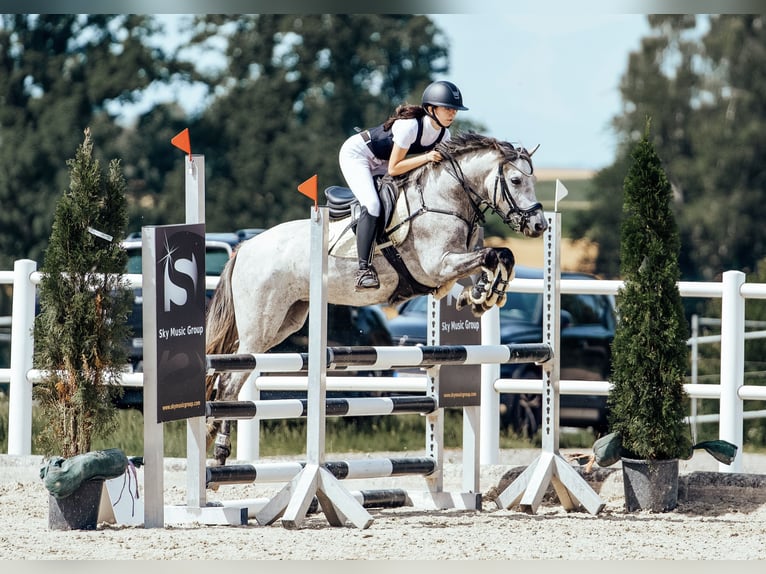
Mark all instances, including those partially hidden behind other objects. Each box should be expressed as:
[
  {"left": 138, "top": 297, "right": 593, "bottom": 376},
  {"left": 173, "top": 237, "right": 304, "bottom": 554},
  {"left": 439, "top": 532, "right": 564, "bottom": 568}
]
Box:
[{"left": 205, "top": 249, "right": 239, "bottom": 400}]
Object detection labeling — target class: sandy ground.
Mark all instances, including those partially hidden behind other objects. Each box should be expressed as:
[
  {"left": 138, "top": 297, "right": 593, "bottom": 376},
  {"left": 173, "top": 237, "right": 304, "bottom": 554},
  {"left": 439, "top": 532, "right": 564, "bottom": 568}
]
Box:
[{"left": 2, "top": 447, "right": 766, "bottom": 561}]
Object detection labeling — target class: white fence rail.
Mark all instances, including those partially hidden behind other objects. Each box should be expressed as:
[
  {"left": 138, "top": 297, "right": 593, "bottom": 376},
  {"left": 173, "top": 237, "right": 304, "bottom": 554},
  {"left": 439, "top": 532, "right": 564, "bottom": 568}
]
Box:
[{"left": 2, "top": 260, "right": 766, "bottom": 472}]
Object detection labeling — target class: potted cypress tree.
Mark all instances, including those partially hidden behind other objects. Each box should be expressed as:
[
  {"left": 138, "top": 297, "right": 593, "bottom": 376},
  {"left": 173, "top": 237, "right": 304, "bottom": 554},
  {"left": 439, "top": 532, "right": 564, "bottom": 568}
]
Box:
[
  {"left": 34, "top": 128, "right": 131, "bottom": 529},
  {"left": 605, "top": 122, "right": 692, "bottom": 512}
]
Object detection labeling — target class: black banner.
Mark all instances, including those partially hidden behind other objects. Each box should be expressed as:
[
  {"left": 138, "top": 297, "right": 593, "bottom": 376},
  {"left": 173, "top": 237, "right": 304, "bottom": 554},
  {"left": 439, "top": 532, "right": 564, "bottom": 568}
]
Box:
[
  {"left": 439, "top": 278, "right": 482, "bottom": 408},
  {"left": 154, "top": 224, "right": 206, "bottom": 422}
]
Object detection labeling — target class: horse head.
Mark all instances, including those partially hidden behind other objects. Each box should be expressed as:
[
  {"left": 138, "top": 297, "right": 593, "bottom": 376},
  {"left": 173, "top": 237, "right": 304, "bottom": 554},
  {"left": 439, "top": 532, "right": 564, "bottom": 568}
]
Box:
[
  {"left": 436, "top": 133, "right": 548, "bottom": 238},
  {"left": 493, "top": 142, "right": 547, "bottom": 237}
]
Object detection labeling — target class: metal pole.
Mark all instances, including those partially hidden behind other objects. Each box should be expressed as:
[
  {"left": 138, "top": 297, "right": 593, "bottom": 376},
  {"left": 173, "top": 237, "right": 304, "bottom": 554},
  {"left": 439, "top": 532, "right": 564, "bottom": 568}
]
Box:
[{"left": 690, "top": 313, "right": 699, "bottom": 444}]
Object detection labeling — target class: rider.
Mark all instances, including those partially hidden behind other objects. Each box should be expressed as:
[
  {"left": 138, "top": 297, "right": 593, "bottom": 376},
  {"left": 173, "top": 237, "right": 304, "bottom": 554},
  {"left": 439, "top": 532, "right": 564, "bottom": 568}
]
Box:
[{"left": 339, "top": 80, "right": 469, "bottom": 290}]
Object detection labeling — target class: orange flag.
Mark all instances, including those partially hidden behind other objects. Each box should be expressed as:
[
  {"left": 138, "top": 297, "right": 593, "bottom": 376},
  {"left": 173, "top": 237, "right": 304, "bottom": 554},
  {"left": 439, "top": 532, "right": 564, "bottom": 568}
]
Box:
[
  {"left": 171, "top": 128, "right": 192, "bottom": 155},
  {"left": 297, "top": 174, "right": 318, "bottom": 207}
]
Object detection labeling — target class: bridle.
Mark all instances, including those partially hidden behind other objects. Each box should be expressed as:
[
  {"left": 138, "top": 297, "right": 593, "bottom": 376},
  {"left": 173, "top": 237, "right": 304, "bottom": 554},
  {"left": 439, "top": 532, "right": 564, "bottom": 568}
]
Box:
[
  {"left": 439, "top": 147, "right": 543, "bottom": 233},
  {"left": 491, "top": 160, "right": 543, "bottom": 231}
]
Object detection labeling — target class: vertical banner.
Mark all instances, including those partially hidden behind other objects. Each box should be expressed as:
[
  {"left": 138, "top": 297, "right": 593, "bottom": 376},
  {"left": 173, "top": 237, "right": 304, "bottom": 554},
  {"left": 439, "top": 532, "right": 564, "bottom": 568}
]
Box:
[
  {"left": 153, "top": 223, "right": 206, "bottom": 422},
  {"left": 439, "top": 276, "right": 482, "bottom": 407}
]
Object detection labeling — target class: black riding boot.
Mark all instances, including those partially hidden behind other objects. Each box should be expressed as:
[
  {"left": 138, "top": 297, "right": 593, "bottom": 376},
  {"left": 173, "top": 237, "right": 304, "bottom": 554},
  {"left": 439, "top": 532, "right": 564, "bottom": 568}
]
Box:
[{"left": 355, "top": 209, "right": 380, "bottom": 290}]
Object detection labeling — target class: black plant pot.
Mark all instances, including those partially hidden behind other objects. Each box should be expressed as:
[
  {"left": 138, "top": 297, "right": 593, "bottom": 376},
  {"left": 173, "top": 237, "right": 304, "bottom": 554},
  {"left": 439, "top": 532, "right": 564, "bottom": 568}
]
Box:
[
  {"left": 48, "top": 478, "right": 105, "bottom": 530},
  {"left": 621, "top": 457, "right": 679, "bottom": 512}
]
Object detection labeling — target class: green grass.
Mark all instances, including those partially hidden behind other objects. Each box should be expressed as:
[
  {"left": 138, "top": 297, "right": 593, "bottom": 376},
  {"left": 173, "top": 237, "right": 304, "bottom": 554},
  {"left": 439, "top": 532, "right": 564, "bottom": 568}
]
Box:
[{"left": 1, "top": 396, "right": 600, "bottom": 459}]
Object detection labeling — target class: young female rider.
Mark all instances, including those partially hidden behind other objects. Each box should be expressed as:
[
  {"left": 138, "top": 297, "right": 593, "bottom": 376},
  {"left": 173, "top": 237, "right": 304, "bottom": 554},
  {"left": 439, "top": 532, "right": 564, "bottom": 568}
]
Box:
[{"left": 338, "top": 80, "right": 468, "bottom": 290}]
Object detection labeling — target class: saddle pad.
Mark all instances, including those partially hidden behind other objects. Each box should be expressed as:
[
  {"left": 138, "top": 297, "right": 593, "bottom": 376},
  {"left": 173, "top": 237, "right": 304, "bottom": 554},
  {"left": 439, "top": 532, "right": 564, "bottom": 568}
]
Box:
[{"left": 328, "top": 195, "right": 411, "bottom": 260}]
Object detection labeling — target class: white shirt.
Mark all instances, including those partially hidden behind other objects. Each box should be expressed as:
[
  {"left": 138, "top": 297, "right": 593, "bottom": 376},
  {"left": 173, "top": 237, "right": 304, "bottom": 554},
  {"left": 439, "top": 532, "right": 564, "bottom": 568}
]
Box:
[{"left": 391, "top": 117, "right": 451, "bottom": 150}]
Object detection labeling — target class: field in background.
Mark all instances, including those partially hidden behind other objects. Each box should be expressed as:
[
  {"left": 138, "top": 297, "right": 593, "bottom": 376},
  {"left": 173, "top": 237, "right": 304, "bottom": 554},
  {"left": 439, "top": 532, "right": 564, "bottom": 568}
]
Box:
[
  {"left": 486, "top": 235, "right": 598, "bottom": 274},
  {"left": 486, "top": 167, "right": 599, "bottom": 273}
]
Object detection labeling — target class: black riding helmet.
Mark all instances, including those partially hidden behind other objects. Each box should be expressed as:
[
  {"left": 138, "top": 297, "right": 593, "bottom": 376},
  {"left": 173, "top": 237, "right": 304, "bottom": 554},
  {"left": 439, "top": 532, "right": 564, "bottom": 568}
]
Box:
[{"left": 421, "top": 80, "right": 469, "bottom": 111}]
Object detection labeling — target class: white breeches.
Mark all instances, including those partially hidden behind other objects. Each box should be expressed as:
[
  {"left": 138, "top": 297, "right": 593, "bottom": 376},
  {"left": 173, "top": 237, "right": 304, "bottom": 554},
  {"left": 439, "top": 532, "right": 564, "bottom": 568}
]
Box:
[{"left": 339, "top": 135, "right": 388, "bottom": 217}]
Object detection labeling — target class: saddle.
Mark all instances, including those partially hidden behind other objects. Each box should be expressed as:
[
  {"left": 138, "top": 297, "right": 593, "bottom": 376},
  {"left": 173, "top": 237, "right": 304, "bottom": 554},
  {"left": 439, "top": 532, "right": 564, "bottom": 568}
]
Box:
[
  {"left": 323, "top": 175, "right": 434, "bottom": 305},
  {"left": 325, "top": 175, "right": 398, "bottom": 230}
]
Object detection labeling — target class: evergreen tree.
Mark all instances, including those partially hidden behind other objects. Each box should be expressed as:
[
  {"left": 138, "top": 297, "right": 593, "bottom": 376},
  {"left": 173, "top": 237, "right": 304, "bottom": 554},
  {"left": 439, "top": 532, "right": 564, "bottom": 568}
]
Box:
[
  {"left": 607, "top": 124, "right": 691, "bottom": 460},
  {"left": 33, "top": 129, "right": 131, "bottom": 458}
]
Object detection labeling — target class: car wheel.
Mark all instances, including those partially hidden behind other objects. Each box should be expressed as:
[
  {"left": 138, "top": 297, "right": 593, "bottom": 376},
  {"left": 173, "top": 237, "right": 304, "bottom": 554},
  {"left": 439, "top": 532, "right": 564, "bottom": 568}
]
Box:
[{"left": 499, "top": 369, "right": 541, "bottom": 438}]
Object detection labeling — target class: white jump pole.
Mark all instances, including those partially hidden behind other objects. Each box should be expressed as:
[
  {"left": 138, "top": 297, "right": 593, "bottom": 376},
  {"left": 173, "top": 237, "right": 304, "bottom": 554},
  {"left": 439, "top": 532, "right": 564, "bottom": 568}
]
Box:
[
  {"left": 144, "top": 152, "right": 208, "bottom": 528},
  {"left": 479, "top": 305, "right": 500, "bottom": 464},
  {"left": 184, "top": 154, "right": 208, "bottom": 512},
  {"left": 254, "top": 205, "right": 374, "bottom": 530},
  {"left": 495, "top": 181, "right": 604, "bottom": 515}
]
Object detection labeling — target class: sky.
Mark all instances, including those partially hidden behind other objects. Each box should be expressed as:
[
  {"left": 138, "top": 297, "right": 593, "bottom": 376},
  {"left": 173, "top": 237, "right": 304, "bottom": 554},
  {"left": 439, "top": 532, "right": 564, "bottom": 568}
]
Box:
[
  {"left": 429, "top": 14, "right": 652, "bottom": 170},
  {"left": 140, "top": 13, "right": 654, "bottom": 171}
]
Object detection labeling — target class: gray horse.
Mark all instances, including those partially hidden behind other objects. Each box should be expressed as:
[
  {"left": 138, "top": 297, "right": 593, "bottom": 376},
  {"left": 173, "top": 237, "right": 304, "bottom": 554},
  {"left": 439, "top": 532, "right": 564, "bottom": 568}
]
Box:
[{"left": 205, "top": 132, "right": 547, "bottom": 465}]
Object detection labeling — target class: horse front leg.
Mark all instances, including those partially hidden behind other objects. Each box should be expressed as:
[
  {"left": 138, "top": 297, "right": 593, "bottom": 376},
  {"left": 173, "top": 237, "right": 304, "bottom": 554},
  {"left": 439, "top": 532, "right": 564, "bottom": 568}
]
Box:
[{"left": 449, "top": 247, "right": 515, "bottom": 315}]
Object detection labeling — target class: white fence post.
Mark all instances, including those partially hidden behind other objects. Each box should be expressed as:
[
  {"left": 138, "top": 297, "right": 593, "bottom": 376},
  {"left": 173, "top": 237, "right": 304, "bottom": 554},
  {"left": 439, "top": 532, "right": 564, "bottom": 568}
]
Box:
[
  {"left": 719, "top": 270, "right": 745, "bottom": 473},
  {"left": 8, "top": 259, "right": 37, "bottom": 455}
]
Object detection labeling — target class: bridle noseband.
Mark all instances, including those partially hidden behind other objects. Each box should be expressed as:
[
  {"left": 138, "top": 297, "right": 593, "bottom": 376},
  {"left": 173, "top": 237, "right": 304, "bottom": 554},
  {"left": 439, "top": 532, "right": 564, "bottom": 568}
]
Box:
[{"left": 492, "top": 162, "right": 543, "bottom": 231}]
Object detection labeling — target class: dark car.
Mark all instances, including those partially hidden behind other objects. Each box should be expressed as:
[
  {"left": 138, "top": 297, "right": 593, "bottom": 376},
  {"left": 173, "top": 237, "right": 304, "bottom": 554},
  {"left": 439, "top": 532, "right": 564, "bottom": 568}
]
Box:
[{"left": 385, "top": 265, "right": 616, "bottom": 436}]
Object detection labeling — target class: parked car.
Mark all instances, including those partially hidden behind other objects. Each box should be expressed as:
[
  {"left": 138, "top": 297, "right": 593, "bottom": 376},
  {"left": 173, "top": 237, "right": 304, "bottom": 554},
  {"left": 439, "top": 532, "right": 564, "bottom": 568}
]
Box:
[
  {"left": 118, "top": 233, "right": 394, "bottom": 410},
  {"left": 385, "top": 265, "right": 617, "bottom": 436}
]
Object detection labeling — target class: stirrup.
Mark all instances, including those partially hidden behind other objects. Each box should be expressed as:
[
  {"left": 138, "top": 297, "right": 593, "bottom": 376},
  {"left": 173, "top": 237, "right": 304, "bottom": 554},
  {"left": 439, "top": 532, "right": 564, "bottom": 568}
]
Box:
[{"left": 355, "top": 265, "right": 380, "bottom": 290}]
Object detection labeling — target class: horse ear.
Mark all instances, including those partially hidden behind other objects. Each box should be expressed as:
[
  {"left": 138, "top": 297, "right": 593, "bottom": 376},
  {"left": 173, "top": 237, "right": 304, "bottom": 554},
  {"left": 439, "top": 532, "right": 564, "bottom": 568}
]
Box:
[{"left": 528, "top": 144, "right": 541, "bottom": 157}]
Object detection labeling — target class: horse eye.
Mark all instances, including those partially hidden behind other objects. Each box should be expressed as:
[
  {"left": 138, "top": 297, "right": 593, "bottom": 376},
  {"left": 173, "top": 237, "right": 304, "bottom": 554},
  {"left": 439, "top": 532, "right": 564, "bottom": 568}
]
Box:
[{"left": 510, "top": 176, "right": 522, "bottom": 186}]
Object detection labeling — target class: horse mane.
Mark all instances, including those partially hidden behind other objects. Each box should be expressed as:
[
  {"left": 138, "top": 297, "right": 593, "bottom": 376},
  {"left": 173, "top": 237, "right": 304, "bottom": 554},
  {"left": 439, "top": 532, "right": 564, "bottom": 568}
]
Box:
[{"left": 436, "top": 131, "right": 530, "bottom": 164}]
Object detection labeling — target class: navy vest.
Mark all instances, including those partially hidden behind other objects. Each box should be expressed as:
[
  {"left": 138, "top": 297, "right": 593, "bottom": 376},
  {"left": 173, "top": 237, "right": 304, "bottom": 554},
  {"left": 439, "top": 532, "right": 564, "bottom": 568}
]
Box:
[{"left": 364, "top": 117, "right": 445, "bottom": 160}]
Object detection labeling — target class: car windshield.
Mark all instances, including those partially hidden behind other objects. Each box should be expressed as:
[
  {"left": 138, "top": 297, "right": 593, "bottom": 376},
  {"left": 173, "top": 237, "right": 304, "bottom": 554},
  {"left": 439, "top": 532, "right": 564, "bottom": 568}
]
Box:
[
  {"left": 205, "top": 249, "right": 231, "bottom": 276},
  {"left": 126, "top": 251, "right": 142, "bottom": 275},
  {"left": 125, "top": 246, "right": 231, "bottom": 277}
]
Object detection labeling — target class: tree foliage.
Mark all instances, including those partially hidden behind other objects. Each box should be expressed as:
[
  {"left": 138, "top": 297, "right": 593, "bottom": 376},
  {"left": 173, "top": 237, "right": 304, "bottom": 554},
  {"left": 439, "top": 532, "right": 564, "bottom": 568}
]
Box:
[
  {"left": 0, "top": 14, "right": 193, "bottom": 269},
  {"left": 574, "top": 15, "right": 766, "bottom": 281},
  {"left": 33, "top": 129, "right": 131, "bottom": 458},
  {"left": 607, "top": 126, "right": 691, "bottom": 460},
  {"left": 0, "top": 14, "right": 453, "bottom": 266},
  {"left": 187, "top": 14, "right": 450, "bottom": 230}
]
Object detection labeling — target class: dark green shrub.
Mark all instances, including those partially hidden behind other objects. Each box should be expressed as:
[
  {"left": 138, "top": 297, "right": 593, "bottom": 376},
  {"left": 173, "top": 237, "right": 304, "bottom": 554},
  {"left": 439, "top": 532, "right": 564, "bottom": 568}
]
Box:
[
  {"left": 607, "top": 123, "right": 691, "bottom": 460},
  {"left": 32, "top": 129, "right": 131, "bottom": 458}
]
